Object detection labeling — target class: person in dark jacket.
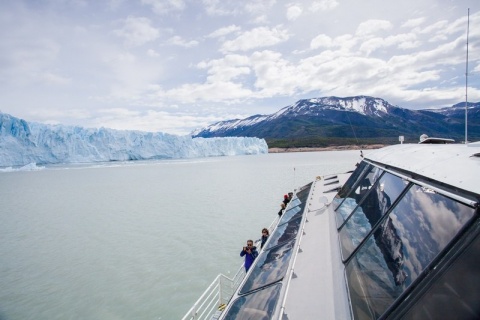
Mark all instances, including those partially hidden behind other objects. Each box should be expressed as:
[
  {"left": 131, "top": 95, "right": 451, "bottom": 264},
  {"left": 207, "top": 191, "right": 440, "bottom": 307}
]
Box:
[
  {"left": 240, "top": 240, "right": 258, "bottom": 272},
  {"left": 260, "top": 228, "right": 269, "bottom": 249},
  {"left": 282, "top": 194, "right": 290, "bottom": 206},
  {"left": 278, "top": 202, "right": 286, "bottom": 216}
]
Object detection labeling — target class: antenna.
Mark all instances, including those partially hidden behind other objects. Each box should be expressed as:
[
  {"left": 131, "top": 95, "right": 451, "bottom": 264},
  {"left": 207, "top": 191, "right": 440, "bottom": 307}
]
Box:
[
  {"left": 465, "top": 8, "right": 470, "bottom": 145},
  {"left": 293, "top": 167, "right": 296, "bottom": 189}
]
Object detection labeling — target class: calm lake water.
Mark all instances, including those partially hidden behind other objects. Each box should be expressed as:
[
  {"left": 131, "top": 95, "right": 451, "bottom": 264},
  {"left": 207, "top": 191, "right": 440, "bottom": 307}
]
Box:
[{"left": 0, "top": 150, "right": 362, "bottom": 320}]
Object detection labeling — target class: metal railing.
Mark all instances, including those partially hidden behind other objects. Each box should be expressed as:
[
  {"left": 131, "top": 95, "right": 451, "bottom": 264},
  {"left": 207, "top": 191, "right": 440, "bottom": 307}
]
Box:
[
  {"left": 181, "top": 265, "right": 245, "bottom": 320},
  {"left": 181, "top": 217, "right": 280, "bottom": 320}
]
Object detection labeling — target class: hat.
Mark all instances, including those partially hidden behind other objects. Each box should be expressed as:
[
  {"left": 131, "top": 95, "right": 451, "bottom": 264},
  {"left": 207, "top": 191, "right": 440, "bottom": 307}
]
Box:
[{"left": 284, "top": 194, "right": 288, "bottom": 199}]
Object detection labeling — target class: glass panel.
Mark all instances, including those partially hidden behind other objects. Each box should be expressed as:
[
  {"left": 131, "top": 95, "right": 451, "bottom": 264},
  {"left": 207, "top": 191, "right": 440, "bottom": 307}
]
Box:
[
  {"left": 346, "top": 184, "right": 476, "bottom": 320},
  {"left": 332, "top": 161, "right": 370, "bottom": 211},
  {"left": 265, "top": 216, "right": 302, "bottom": 250},
  {"left": 278, "top": 204, "right": 303, "bottom": 225},
  {"left": 402, "top": 232, "right": 480, "bottom": 320},
  {"left": 288, "top": 197, "right": 301, "bottom": 208},
  {"left": 295, "top": 182, "right": 312, "bottom": 202},
  {"left": 240, "top": 240, "right": 295, "bottom": 295},
  {"left": 223, "top": 283, "right": 282, "bottom": 320},
  {"left": 339, "top": 173, "right": 408, "bottom": 260},
  {"left": 335, "top": 165, "right": 383, "bottom": 228}
]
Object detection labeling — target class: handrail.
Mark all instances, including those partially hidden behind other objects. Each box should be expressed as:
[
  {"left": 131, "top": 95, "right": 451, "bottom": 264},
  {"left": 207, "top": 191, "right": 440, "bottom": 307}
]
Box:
[
  {"left": 181, "top": 265, "right": 245, "bottom": 320},
  {"left": 182, "top": 217, "right": 279, "bottom": 320}
]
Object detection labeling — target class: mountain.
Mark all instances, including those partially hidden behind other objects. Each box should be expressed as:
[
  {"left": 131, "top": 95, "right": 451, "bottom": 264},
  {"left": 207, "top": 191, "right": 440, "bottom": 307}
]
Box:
[
  {"left": 0, "top": 113, "right": 268, "bottom": 168},
  {"left": 192, "top": 96, "right": 480, "bottom": 144}
]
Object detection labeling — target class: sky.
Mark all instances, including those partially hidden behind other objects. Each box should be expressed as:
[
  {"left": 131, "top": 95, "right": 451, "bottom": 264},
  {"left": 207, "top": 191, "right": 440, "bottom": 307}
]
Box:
[{"left": 0, "top": 0, "right": 479, "bottom": 135}]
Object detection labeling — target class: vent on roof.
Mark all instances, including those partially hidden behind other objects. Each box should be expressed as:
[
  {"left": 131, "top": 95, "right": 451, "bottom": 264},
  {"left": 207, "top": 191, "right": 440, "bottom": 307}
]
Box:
[{"left": 418, "top": 134, "right": 455, "bottom": 144}]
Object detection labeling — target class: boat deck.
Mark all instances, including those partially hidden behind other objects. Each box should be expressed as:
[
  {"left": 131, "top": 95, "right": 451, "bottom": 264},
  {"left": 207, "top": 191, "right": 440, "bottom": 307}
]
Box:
[{"left": 283, "top": 175, "right": 352, "bottom": 319}]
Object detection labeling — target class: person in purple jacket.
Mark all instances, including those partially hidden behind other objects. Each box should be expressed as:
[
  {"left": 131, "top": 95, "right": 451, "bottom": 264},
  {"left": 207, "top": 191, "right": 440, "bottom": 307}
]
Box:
[{"left": 240, "top": 240, "right": 258, "bottom": 272}]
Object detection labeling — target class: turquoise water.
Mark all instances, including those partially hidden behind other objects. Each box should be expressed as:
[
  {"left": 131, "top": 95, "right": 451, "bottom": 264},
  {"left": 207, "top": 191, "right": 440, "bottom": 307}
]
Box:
[{"left": 0, "top": 150, "right": 361, "bottom": 319}]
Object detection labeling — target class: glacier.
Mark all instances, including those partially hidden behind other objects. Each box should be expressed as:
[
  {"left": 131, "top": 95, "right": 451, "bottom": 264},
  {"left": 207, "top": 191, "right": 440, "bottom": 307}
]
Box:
[{"left": 0, "top": 112, "right": 268, "bottom": 168}]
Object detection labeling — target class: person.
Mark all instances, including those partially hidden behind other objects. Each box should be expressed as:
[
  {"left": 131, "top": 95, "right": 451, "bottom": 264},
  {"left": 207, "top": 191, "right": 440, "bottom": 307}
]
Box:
[
  {"left": 282, "top": 194, "right": 290, "bottom": 206},
  {"left": 240, "top": 240, "right": 258, "bottom": 272},
  {"left": 288, "top": 192, "right": 293, "bottom": 201},
  {"left": 260, "top": 228, "right": 269, "bottom": 249},
  {"left": 278, "top": 202, "right": 286, "bottom": 216}
]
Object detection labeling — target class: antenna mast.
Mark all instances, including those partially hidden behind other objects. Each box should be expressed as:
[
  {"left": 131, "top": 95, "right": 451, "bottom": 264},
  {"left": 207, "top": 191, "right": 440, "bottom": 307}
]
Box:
[{"left": 465, "top": 8, "right": 470, "bottom": 145}]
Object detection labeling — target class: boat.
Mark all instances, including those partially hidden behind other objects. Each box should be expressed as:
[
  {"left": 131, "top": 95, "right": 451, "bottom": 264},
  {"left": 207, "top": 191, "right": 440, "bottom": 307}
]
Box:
[{"left": 182, "top": 139, "right": 480, "bottom": 319}]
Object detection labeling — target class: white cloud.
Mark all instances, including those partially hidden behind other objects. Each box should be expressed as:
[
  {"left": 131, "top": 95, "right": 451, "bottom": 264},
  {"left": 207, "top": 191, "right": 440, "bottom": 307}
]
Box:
[
  {"left": 252, "top": 15, "right": 269, "bottom": 24},
  {"left": 114, "top": 16, "right": 160, "bottom": 47},
  {"left": 147, "top": 49, "right": 160, "bottom": 57},
  {"left": 402, "top": 17, "right": 426, "bottom": 28},
  {"left": 356, "top": 20, "right": 393, "bottom": 37},
  {"left": 41, "top": 72, "right": 71, "bottom": 85},
  {"left": 167, "top": 35, "right": 199, "bottom": 48},
  {"left": 418, "top": 20, "right": 449, "bottom": 34},
  {"left": 163, "top": 81, "right": 253, "bottom": 104},
  {"left": 142, "top": 0, "right": 185, "bottom": 15},
  {"left": 244, "top": 0, "right": 276, "bottom": 15},
  {"left": 359, "top": 33, "right": 419, "bottom": 55},
  {"left": 250, "top": 50, "right": 298, "bottom": 96},
  {"left": 310, "top": 34, "right": 333, "bottom": 49},
  {"left": 310, "top": 0, "right": 339, "bottom": 12},
  {"left": 220, "top": 26, "right": 290, "bottom": 52},
  {"left": 286, "top": 4, "right": 303, "bottom": 21},
  {"left": 1, "top": 0, "right": 479, "bottom": 135},
  {"left": 208, "top": 25, "right": 241, "bottom": 38},
  {"left": 197, "top": 54, "right": 251, "bottom": 82}
]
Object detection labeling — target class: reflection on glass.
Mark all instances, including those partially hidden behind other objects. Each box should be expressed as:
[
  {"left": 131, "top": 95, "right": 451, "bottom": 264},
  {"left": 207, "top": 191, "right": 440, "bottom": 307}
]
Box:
[
  {"left": 335, "top": 165, "right": 383, "bottom": 228},
  {"left": 240, "top": 240, "right": 295, "bottom": 295},
  {"left": 295, "top": 182, "right": 312, "bottom": 202},
  {"left": 339, "top": 173, "right": 407, "bottom": 260},
  {"left": 333, "top": 161, "right": 370, "bottom": 211},
  {"left": 401, "top": 233, "right": 480, "bottom": 319},
  {"left": 288, "top": 197, "right": 301, "bottom": 208},
  {"left": 346, "top": 184, "right": 476, "bottom": 319},
  {"left": 278, "top": 205, "right": 303, "bottom": 225},
  {"left": 265, "top": 216, "right": 302, "bottom": 250},
  {"left": 223, "top": 283, "right": 282, "bottom": 320}
]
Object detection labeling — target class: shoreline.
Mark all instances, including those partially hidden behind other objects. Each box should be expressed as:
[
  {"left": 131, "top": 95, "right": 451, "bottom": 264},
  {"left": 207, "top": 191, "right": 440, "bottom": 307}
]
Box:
[{"left": 268, "top": 144, "right": 385, "bottom": 153}]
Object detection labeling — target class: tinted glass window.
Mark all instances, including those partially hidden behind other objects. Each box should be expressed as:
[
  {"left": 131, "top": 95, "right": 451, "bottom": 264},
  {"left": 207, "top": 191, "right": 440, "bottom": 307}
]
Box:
[
  {"left": 265, "top": 216, "right": 302, "bottom": 250},
  {"left": 346, "top": 184, "right": 476, "bottom": 320},
  {"left": 335, "top": 165, "right": 383, "bottom": 228},
  {"left": 288, "top": 197, "right": 301, "bottom": 208},
  {"left": 223, "top": 283, "right": 282, "bottom": 320},
  {"left": 278, "top": 204, "right": 303, "bottom": 225},
  {"left": 240, "top": 240, "right": 295, "bottom": 295},
  {"left": 339, "top": 173, "right": 408, "bottom": 260},
  {"left": 333, "top": 162, "right": 371, "bottom": 210},
  {"left": 401, "top": 231, "right": 480, "bottom": 320},
  {"left": 295, "top": 182, "right": 312, "bottom": 202}
]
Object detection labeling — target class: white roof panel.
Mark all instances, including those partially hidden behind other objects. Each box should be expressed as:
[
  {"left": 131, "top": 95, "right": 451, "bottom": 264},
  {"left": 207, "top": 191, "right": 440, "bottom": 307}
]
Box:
[{"left": 365, "top": 142, "right": 480, "bottom": 196}]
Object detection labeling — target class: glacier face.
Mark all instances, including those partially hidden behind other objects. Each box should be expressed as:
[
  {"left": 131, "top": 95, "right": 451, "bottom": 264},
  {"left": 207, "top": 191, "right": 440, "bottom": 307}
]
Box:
[{"left": 0, "top": 113, "right": 268, "bottom": 167}]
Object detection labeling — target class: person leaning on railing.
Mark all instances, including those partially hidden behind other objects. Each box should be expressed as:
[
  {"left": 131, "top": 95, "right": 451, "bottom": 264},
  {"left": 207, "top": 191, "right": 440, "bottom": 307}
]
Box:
[{"left": 240, "top": 239, "right": 258, "bottom": 272}]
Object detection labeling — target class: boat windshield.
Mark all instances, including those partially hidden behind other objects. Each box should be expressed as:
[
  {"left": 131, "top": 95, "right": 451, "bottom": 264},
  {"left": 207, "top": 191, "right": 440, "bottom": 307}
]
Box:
[
  {"left": 335, "top": 164, "right": 382, "bottom": 228},
  {"left": 222, "top": 283, "right": 282, "bottom": 320},
  {"left": 339, "top": 172, "right": 408, "bottom": 261},
  {"left": 332, "top": 161, "right": 371, "bottom": 212},
  {"left": 345, "top": 183, "right": 476, "bottom": 319}
]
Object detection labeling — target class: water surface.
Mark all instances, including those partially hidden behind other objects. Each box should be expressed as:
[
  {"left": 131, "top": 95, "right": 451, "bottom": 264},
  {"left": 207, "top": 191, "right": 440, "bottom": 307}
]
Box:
[{"left": 0, "top": 150, "right": 361, "bottom": 319}]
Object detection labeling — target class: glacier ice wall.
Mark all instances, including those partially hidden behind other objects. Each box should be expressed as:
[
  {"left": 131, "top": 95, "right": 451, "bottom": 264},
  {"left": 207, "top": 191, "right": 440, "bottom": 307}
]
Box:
[{"left": 0, "top": 113, "right": 268, "bottom": 167}]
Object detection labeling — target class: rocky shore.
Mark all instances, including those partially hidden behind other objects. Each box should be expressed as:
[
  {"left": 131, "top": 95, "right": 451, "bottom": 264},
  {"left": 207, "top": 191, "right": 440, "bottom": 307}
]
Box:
[{"left": 268, "top": 144, "right": 385, "bottom": 153}]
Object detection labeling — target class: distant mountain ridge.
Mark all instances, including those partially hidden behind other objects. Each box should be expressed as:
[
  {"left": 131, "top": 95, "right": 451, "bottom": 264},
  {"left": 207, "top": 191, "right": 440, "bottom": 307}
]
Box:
[{"left": 192, "top": 96, "right": 480, "bottom": 143}]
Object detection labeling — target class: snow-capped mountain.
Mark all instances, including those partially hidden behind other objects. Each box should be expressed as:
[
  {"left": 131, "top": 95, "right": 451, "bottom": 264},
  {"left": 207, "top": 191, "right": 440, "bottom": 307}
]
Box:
[
  {"left": 192, "top": 96, "right": 480, "bottom": 141},
  {"left": 0, "top": 113, "right": 268, "bottom": 167}
]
